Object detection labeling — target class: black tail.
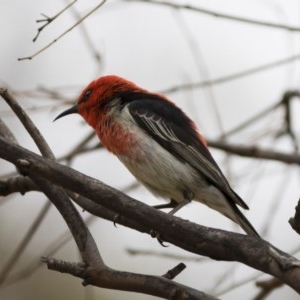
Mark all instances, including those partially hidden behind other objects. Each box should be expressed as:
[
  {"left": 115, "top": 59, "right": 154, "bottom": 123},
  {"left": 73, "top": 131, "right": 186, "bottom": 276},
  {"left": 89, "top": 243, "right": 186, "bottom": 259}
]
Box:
[{"left": 228, "top": 203, "right": 260, "bottom": 237}]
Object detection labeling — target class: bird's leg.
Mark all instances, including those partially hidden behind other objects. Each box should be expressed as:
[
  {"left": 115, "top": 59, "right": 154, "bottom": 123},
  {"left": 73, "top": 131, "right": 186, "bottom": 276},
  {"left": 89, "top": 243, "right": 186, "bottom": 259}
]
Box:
[
  {"left": 168, "top": 198, "right": 191, "bottom": 215},
  {"left": 152, "top": 199, "right": 177, "bottom": 210},
  {"left": 150, "top": 199, "right": 176, "bottom": 246},
  {"left": 168, "top": 190, "right": 194, "bottom": 215},
  {"left": 114, "top": 199, "right": 179, "bottom": 228},
  {"left": 153, "top": 191, "right": 194, "bottom": 246}
]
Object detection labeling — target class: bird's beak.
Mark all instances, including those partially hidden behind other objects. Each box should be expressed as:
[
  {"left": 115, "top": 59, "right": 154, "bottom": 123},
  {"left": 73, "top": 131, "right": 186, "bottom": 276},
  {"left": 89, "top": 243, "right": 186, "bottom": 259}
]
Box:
[{"left": 53, "top": 104, "right": 78, "bottom": 122}]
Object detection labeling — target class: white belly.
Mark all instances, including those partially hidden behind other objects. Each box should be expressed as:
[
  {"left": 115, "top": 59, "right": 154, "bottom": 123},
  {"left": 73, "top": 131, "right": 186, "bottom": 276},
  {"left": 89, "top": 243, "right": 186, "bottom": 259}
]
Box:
[
  {"left": 117, "top": 131, "right": 206, "bottom": 202},
  {"left": 110, "top": 105, "right": 208, "bottom": 203}
]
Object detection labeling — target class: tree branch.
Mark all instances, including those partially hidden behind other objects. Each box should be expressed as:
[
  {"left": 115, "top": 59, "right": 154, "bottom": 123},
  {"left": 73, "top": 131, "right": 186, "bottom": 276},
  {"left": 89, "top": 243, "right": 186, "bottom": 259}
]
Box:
[
  {"left": 0, "top": 176, "right": 38, "bottom": 196},
  {"left": 1, "top": 215, "right": 95, "bottom": 288},
  {"left": 0, "top": 92, "right": 216, "bottom": 298},
  {"left": 133, "top": 0, "right": 300, "bottom": 32},
  {"left": 254, "top": 277, "right": 283, "bottom": 300},
  {"left": 0, "top": 88, "right": 54, "bottom": 159},
  {"left": 0, "top": 201, "right": 51, "bottom": 286},
  {"left": 207, "top": 139, "right": 300, "bottom": 165},
  {"left": 1, "top": 137, "right": 300, "bottom": 294},
  {"left": 18, "top": 0, "right": 107, "bottom": 61},
  {"left": 41, "top": 256, "right": 214, "bottom": 300},
  {"left": 162, "top": 54, "right": 300, "bottom": 94},
  {"left": 33, "top": 0, "right": 78, "bottom": 42},
  {"left": 162, "top": 263, "right": 186, "bottom": 280},
  {"left": 28, "top": 167, "right": 208, "bottom": 299}
]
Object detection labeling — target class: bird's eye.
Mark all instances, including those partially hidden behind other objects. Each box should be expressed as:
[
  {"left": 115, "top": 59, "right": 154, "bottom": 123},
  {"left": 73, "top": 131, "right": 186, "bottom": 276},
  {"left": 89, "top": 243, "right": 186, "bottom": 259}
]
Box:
[{"left": 82, "top": 89, "right": 92, "bottom": 102}]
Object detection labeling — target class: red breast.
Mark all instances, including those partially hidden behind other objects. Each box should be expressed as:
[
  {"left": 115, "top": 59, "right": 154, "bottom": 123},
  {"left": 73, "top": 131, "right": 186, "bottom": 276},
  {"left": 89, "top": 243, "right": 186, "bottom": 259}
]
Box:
[{"left": 96, "top": 114, "right": 138, "bottom": 156}]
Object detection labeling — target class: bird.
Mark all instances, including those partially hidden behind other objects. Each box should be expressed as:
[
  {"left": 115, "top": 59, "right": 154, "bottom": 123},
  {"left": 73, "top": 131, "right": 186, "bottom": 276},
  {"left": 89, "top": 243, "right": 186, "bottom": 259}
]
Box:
[{"left": 54, "top": 75, "right": 259, "bottom": 237}]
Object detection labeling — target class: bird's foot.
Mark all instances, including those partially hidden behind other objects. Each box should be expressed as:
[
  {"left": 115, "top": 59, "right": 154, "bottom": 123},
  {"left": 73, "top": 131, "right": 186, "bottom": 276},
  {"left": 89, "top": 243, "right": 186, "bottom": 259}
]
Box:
[
  {"left": 152, "top": 199, "right": 177, "bottom": 210},
  {"left": 113, "top": 213, "right": 119, "bottom": 228},
  {"left": 150, "top": 229, "right": 169, "bottom": 247}
]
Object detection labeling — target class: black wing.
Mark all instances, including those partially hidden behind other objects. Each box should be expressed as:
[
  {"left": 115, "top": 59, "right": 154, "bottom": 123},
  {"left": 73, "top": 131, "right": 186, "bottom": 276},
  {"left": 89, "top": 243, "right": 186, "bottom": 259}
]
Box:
[{"left": 126, "top": 93, "right": 248, "bottom": 209}]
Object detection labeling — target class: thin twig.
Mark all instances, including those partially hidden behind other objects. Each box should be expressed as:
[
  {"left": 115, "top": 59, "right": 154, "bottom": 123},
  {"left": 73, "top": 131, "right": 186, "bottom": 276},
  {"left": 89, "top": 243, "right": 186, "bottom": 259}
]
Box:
[
  {"left": 220, "top": 102, "right": 281, "bottom": 138},
  {"left": 280, "top": 90, "right": 300, "bottom": 151},
  {"left": 162, "top": 54, "right": 300, "bottom": 94},
  {"left": 0, "top": 201, "right": 52, "bottom": 286},
  {"left": 162, "top": 263, "right": 186, "bottom": 280},
  {"left": 172, "top": 10, "right": 224, "bottom": 136},
  {"left": 132, "top": 0, "right": 300, "bottom": 32},
  {"left": 260, "top": 166, "right": 291, "bottom": 236},
  {"left": 33, "top": 0, "right": 78, "bottom": 42},
  {"left": 207, "top": 139, "right": 300, "bottom": 165},
  {"left": 215, "top": 273, "right": 262, "bottom": 297},
  {"left": 65, "top": 0, "right": 102, "bottom": 66},
  {"left": 58, "top": 131, "right": 97, "bottom": 162},
  {"left": 18, "top": 0, "right": 107, "bottom": 61},
  {"left": 2, "top": 215, "right": 96, "bottom": 288},
  {"left": 207, "top": 263, "right": 238, "bottom": 294},
  {"left": 254, "top": 277, "right": 283, "bottom": 300}
]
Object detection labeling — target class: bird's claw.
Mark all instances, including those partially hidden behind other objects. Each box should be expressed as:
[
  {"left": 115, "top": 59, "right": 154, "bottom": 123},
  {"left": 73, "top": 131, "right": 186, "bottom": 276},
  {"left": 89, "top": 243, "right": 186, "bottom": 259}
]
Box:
[
  {"left": 113, "top": 213, "right": 119, "bottom": 228},
  {"left": 150, "top": 229, "right": 169, "bottom": 247}
]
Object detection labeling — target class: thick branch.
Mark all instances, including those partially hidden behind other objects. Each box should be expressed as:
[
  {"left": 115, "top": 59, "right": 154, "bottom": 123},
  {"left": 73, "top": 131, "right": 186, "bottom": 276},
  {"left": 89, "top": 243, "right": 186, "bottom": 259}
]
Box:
[
  {"left": 0, "top": 92, "right": 216, "bottom": 298},
  {"left": 29, "top": 166, "right": 209, "bottom": 299},
  {"left": 1, "top": 137, "right": 300, "bottom": 294},
  {"left": 0, "top": 140, "right": 214, "bottom": 297},
  {"left": 0, "top": 88, "right": 54, "bottom": 159},
  {"left": 29, "top": 174, "right": 102, "bottom": 261},
  {"left": 0, "top": 176, "right": 38, "bottom": 196},
  {"left": 41, "top": 257, "right": 214, "bottom": 300}
]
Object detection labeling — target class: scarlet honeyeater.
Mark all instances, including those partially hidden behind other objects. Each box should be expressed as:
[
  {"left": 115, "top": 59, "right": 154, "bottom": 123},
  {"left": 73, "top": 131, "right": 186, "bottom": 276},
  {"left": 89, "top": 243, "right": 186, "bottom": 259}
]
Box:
[{"left": 55, "top": 75, "right": 259, "bottom": 237}]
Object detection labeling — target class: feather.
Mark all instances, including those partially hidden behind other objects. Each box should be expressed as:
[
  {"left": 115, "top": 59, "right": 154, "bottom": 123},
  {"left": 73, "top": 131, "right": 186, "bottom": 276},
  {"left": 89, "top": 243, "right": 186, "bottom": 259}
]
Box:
[{"left": 126, "top": 93, "right": 248, "bottom": 209}]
